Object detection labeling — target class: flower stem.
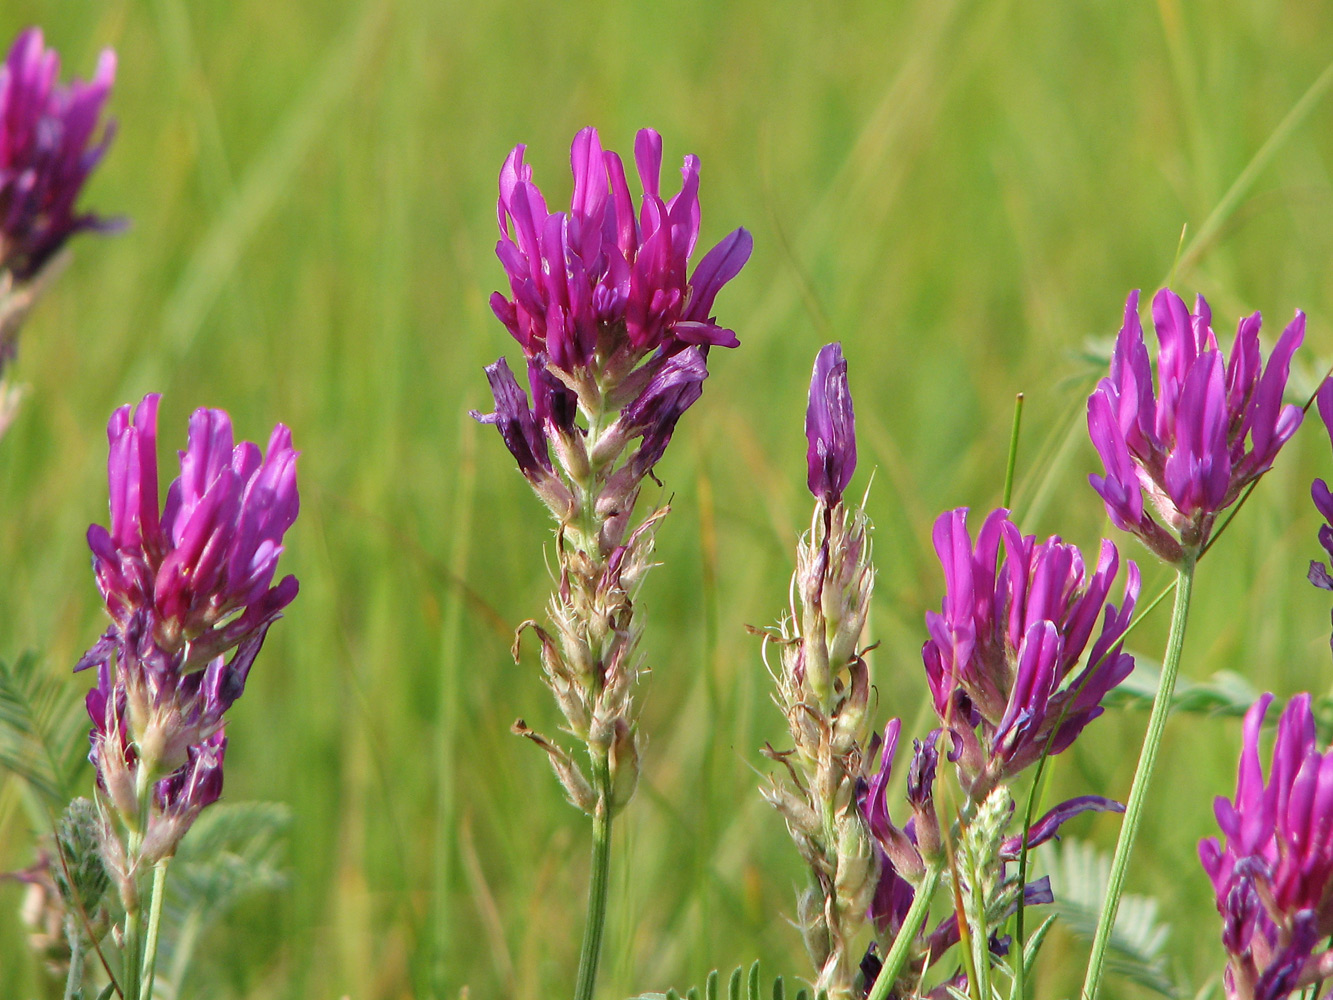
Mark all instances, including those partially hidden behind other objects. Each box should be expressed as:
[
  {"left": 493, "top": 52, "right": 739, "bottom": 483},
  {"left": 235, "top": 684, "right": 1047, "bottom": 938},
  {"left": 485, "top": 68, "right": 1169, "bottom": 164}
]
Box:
[
  {"left": 1080, "top": 558, "right": 1195, "bottom": 1000},
  {"left": 866, "top": 858, "right": 945, "bottom": 1000},
  {"left": 139, "top": 859, "right": 170, "bottom": 1000},
  {"left": 122, "top": 900, "right": 141, "bottom": 999},
  {"left": 121, "top": 754, "right": 156, "bottom": 999},
  {"left": 573, "top": 750, "right": 613, "bottom": 1000},
  {"left": 62, "top": 916, "right": 84, "bottom": 1000}
]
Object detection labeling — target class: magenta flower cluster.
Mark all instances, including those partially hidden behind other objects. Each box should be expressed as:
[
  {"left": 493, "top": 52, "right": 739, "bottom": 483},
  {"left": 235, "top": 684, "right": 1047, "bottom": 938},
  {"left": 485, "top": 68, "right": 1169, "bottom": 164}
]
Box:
[
  {"left": 79, "top": 394, "right": 298, "bottom": 856},
  {"left": 923, "top": 507, "right": 1140, "bottom": 793},
  {"left": 491, "top": 127, "right": 752, "bottom": 371},
  {"left": 477, "top": 127, "right": 751, "bottom": 492},
  {"left": 1201, "top": 694, "right": 1333, "bottom": 1000},
  {"left": 0, "top": 27, "right": 116, "bottom": 280},
  {"left": 1088, "top": 289, "right": 1304, "bottom": 563}
]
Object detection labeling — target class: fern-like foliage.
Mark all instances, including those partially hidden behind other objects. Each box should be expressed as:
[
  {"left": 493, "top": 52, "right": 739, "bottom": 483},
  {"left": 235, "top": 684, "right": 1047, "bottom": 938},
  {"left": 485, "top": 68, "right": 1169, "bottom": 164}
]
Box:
[
  {"left": 1103, "top": 660, "right": 1258, "bottom": 720},
  {"left": 151, "top": 801, "right": 292, "bottom": 1000},
  {"left": 627, "top": 960, "right": 828, "bottom": 1000},
  {"left": 0, "top": 651, "right": 89, "bottom": 807},
  {"left": 1041, "top": 839, "right": 1178, "bottom": 998}
]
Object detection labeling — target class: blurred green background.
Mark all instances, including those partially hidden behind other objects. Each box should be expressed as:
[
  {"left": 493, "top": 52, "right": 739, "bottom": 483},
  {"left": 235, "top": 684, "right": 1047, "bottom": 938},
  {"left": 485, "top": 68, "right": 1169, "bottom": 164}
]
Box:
[{"left": 2, "top": 0, "right": 1333, "bottom": 997}]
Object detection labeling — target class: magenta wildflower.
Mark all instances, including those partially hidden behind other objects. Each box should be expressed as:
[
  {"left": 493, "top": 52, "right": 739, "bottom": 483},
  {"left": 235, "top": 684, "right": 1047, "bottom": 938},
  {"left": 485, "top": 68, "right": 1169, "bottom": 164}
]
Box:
[
  {"left": 491, "top": 126, "right": 752, "bottom": 372},
  {"left": 84, "top": 394, "right": 299, "bottom": 666},
  {"left": 806, "top": 342, "right": 856, "bottom": 507},
  {"left": 1200, "top": 694, "right": 1333, "bottom": 1000},
  {"left": 1088, "top": 289, "right": 1305, "bottom": 562},
  {"left": 478, "top": 127, "right": 751, "bottom": 495},
  {"left": 78, "top": 395, "right": 298, "bottom": 858},
  {"left": 0, "top": 27, "right": 116, "bottom": 281},
  {"left": 922, "top": 508, "right": 1139, "bottom": 796}
]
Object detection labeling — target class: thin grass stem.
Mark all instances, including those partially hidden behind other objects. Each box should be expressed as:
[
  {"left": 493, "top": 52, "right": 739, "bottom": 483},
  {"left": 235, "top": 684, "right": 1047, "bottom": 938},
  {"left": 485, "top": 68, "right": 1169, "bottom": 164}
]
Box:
[
  {"left": 138, "top": 859, "right": 170, "bottom": 1000},
  {"left": 1003, "top": 393, "right": 1024, "bottom": 511}
]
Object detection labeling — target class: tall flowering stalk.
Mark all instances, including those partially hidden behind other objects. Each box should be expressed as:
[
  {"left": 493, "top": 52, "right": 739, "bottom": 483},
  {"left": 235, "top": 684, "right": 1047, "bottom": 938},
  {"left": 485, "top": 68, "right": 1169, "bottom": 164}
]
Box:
[
  {"left": 0, "top": 27, "right": 117, "bottom": 435},
  {"left": 78, "top": 394, "right": 299, "bottom": 1000},
  {"left": 1082, "top": 289, "right": 1306, "bottom": 1000},
  {"left": 1200, "top": 694, "right": 1333, "bottom": 1000},
  {"left": 475, "top": 126, "right": 751, "bottom": 1000},
  {"left": 759, "top": 343, "right": 877, "bottom": 1000}
]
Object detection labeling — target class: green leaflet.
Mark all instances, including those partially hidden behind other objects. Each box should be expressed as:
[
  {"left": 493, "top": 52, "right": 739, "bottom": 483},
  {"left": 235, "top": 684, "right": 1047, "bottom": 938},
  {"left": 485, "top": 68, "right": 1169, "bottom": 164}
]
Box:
[
  {"left": 1042, "top": 840, "right": 1178, "bottom": 998},
  {"left": 626, "top": 960, "right": 828, "bottom": 1000}
]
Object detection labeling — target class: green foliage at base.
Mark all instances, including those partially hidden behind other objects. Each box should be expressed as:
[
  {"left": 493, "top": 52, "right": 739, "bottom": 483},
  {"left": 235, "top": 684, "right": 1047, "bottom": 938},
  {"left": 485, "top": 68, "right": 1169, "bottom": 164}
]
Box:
[{"left": 628, "top": 960, "right": 829, "bottom": 1000}]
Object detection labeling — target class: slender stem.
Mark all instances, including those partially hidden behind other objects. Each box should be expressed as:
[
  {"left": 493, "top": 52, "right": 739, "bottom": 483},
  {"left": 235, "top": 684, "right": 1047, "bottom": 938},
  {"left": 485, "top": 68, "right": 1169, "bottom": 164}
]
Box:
[
  {"left": 123, "top": 899, "right": 142, "bottom": 1000},
  {"left": 1080, "top": 559, "right": 1195, "bottom": 1000},
  {"left": 866, "top": 859, "right": 945, "bottom": 1000},
  {"left": 63, "top": 916, "right": 84, "bottom": 1000},
  {"left": 573, "top": 751, "right": 613, "bottom": 1000},
  {"left": 121, "top": 756, "right": 157, "bottom": 999},
  {"left": 139, "top": 859, "right": 170, "bottom": 1000}
]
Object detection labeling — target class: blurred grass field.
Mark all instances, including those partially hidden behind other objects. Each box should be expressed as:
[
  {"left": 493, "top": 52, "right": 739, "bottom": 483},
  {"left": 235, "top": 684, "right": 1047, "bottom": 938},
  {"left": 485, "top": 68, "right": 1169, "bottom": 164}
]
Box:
[{"left": 2, "top": 0, "right": 1333, "bottom": 997}]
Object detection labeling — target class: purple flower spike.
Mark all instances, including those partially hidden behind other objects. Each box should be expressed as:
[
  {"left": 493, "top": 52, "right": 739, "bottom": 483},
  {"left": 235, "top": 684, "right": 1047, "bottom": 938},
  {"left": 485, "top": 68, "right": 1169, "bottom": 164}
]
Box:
[
  {"left": 922, "top": 508, "right": 1139, "bottom": 794},
  {"left": 492, "top": 126, "right": 752, "bottom": 373},
  {"left": 1199, "top": 694, "right": 1333, "bottom": 1000},
  {"left": 806, "top": 342, "right": 856, "bottom": 507},
  {"left": 86, "top": 394, "right": 299, "bottom": 664},
  {"left": 1088, "top": 289, "right": 1305, "bottom": 562},
  {"left": 80, "top": 396, "right": 299, "bottom": 863},
  {"left": 0, "top": 27, "right": 117, "bottom": 280}
]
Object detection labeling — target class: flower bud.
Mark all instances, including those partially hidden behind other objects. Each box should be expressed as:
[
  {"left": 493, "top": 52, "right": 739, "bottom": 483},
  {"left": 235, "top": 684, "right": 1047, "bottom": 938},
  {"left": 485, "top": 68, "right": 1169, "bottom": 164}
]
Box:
[
  {"left": 834, "top": 811, "right": 879, "bottom": 920},
  {"left": 512, "top": 720, "right": 597, "bottom": 814},
  {"left": 608, "top": 720, "right": 640, "bottom": 813},
  {"left": 797, "top": 885, "right": 831, "bottom": 971}
]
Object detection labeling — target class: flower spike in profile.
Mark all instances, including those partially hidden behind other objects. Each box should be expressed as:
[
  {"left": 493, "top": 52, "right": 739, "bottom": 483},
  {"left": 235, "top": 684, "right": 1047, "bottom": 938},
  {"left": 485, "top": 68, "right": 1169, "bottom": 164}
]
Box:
[
  {"left": 78, "top": 395, "right": 300, "bottom": 882},
  {"left": 806, "top": 342, "right": 856, "bottom": 508},
  {"left": 0, "top": 27, "right": 117, "bottom": 282},
  {"left": 1088, "top": 289, "right": 1304, "bottom": 562}
]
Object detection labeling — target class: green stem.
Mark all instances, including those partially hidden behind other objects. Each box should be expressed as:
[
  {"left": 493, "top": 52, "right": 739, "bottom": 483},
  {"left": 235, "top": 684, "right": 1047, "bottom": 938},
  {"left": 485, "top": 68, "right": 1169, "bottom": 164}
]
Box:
[
  {"left": 1080, "top": 558, "right": 1195, "bottom": 1000},
  {"left": 123, "top": 900, "right": 141, "bottom": 1000},
  {"left": 121, "top": 758, "right": 156, "bottom": 999},
  {"left": 139, "top": 859, "right": 170, "bottom": 1000},
  {"left": 62, "top": 916, "right": 84, "bottom": 1000},
  {"left": 866, "top": 859, "right": 945, "bottom": 1000},
  {"left": 573, "top": 751, "right": 613, "bottom": 1000}
]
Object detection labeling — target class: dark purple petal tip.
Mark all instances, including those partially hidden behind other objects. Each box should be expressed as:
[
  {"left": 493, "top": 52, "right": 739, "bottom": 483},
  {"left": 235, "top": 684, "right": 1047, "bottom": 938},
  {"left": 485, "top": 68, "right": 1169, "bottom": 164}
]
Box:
[{"left": 805, "top": 342, "right": 856, "bottom": 506}]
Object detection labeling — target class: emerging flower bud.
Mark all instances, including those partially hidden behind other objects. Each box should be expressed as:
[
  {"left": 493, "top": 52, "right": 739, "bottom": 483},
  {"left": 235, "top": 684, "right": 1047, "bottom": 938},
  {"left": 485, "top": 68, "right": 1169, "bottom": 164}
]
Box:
[{"left": 806, "top": 342, "right": 856, "bottom": 507}]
